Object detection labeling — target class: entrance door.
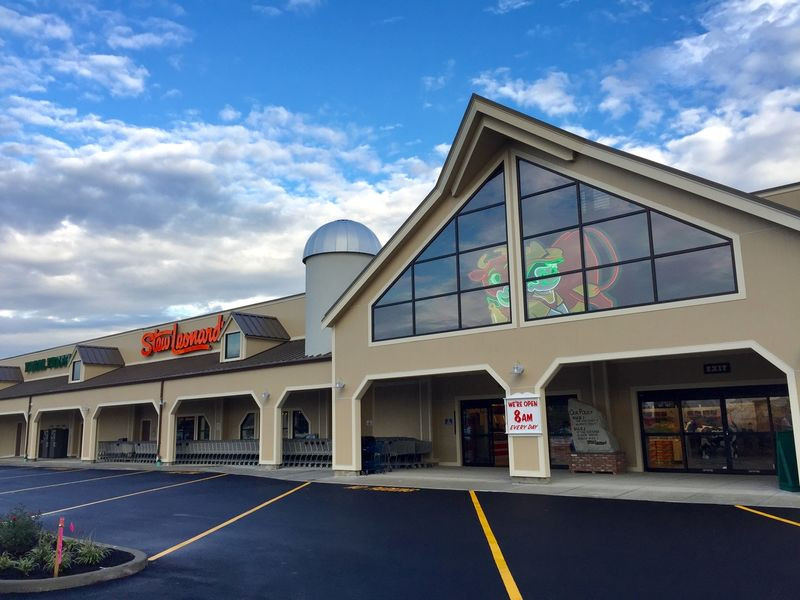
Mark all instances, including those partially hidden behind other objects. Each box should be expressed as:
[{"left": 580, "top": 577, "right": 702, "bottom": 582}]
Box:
[
  {"left": 640, "top": 385, "right": 791, "bottom": 474},
  {"left": 461, "top": 400, "right": 507, "bottom": 467}
]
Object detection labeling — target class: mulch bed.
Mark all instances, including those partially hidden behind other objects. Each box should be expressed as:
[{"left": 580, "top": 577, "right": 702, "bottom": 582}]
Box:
[{"left": 0, "top": 548, "right": 133, "bottom": 580}]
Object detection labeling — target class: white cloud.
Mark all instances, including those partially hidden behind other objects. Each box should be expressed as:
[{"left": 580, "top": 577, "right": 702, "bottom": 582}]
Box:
[
  {"left": 486, "top": 1, "right": 532, "bottom": 15},
  {"left": 286, "top": 0, "right": 323, "bottom": 11},
  {"left": 472, "top": 68, "right": 578, "bottom": 116},
  {"left": 422, "top": 59, "right": 455, "bottom": 92},
  {"left": 107, "top": 18, "right": 191, "bottom": 50},
  {"left": 434, "top": 143, "right": 451, "bottom": 157},
  {"left": 0, "top": 97, "right": 441, "bottom": 356},
  {"left": 0, "top": 6, "right": 71, "bottom": 40},
  {"left": 594, "top": 0, "right": 800, "bottom": 189},
  {"left": 219, "top": 105, "right": 242, "bottom": 122},
  {"left": 51, "top": 52, "right": 148, "bottom": 97},
  {"left": 252, "top": 5, "right": 282, "bottom": 17}
]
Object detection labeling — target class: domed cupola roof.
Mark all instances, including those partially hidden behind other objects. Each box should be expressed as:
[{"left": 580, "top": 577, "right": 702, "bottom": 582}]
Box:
[{"left": 302, "top": 219, "right": 381, "bottom": 263}]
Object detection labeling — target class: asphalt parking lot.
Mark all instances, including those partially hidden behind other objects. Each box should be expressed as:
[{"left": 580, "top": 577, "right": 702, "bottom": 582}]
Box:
[{"left": 0, "top": 464, "right": 798, "bottom": 599}]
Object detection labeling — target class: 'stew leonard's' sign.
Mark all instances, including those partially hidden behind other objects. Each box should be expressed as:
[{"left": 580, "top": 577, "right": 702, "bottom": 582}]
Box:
[
  {"left": 504, "top": 392, "right": 542, "bottom": 435},
  {"left": 141, "top": 315, "right": 225, "bottom": 357}
]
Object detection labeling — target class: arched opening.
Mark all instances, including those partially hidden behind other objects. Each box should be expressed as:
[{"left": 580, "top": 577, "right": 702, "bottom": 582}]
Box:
[
  {"left": 356, "top": 369, "right": 508, "bottom": 472},
  {"left": 172, "top": 394, "right": 260, "bottom": 466},
  {"left": 279, "top": 388, "right": 332, "bottom": 468},
  {"left": 95, "top": 402, "right": 158, "bottom": 463},
  {"left": 0, "top": 412, "right": 27, "bottom": 458},
  {"left": 539, "top": 348, "right": 794, "bottom": 477}
]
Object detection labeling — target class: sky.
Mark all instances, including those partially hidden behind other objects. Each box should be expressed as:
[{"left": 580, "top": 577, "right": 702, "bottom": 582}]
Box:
[{"left": 0, "top": 0, "right": 799, "bottom": 358}]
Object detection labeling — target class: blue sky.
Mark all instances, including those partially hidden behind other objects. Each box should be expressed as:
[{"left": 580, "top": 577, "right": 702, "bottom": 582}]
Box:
[{"left": 1, "top": 0, "right": 799, "bottom": 357}]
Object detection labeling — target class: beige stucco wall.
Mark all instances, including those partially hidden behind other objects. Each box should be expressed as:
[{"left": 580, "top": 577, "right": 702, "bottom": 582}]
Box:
[
  {"left": 97, "top": 405, "right": 135, "bottom": 442},
  {"left": 0, "top": 414, "right": 26, "bottom": 457},
  {"left": 758, "top": 185, "right": 800, "bottom": 212},
  {"left": 331, "top": 144, "right": 800, "bottom": 475},
  {"left": 283, "top": 389, "right": 330, "bottom": 439},
  {"left": 221, "top": 396, "right": 260, "bottom": 439}
]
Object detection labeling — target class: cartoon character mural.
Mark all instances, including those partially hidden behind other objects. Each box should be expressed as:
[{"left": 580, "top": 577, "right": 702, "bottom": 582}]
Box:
[
  {"left": 468, "top": 247, "right": 510, "bottom": 323},
  {"left": 526, "top": 227, "right": 621, "bottom": 318}
]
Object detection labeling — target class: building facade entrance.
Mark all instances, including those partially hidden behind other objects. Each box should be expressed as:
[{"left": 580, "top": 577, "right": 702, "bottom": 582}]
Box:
[
  {"left": 461, "top": 399, "right": 508, "bottom": 467},
  {"left": 639, "top": 385, "right": 792, "bottom": 474}
]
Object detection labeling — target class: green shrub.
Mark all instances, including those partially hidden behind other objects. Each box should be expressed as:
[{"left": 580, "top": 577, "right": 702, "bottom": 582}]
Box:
[
  {"left": 74, "top": 540, "right": 110, "bottom": 566},
  {"left": 43, "top": 547, "right": 72, "bottom": 573},
  {"left": 0, "top": 552, "right": 14, "bottom": 571},
  {"left": 0, "top": 507, "right": 42, "bottom": 557},
  {"left": 25, "top": 540, "right": 52, "bottom": 570},
  {"left": 12, "top": 556, "right": 37, "bottom": 576}
]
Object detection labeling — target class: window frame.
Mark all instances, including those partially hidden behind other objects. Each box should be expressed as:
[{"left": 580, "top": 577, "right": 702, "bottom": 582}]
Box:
[
  {"left": 239, "top": 412, "right": 256, "bottom": 440},
  {"left": 517, "top": 157, "right": 738, "bottom": 322},
  {"left": 70, "top": 360, "right": 82, "bottom": 383},
  {"left": 223, "top": 331, "right": 242, "bottom": 361},
  {"left": 371, "top": 165, "right": 512, "bottom": 342}
]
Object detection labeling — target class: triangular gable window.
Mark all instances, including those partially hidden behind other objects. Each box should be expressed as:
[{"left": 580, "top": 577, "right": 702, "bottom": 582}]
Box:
[
  {"left": 518, "top": 158, "right": 737, "bottom": 320},
  {"left": 373, "top": 167, "right": 510, "bottom": 341}
]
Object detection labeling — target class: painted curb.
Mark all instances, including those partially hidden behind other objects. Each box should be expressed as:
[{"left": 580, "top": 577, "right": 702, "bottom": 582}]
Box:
[{"left": 0, "top": 542, "right": 147, "bottom": 594}]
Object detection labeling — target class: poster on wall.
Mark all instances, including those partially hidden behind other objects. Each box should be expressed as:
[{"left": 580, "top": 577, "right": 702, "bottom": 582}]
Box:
[
  {"left": 504, "top": 392, "right": 542, "bottom": 435},
  {"left": 568, "top": 398, "right": 620, "bottom": 453}
]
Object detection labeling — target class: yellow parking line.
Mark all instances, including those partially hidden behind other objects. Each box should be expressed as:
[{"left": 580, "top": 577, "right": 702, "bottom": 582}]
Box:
[
  {"left": 41, "top": 473, "right": 228, "bottom": 516},
  {"left": 149, "top": 481, "right": 312, "bottom": 562},
  {"left": 735, "top": 505, "right": 800, "bottom": 528},
  {"left": 469, "top": 490, "right": 523, "bottom": 600},
  {"left": 0, "top": 468, "right": 84, "bottom": 481},
  {"left": 0, "top": 470, "right": 147, "bottom": 495}
]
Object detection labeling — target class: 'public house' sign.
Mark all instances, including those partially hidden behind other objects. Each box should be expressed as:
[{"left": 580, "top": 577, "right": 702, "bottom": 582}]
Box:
[{"left": 141, "top": 315, "right": 225, "bottom": 357}]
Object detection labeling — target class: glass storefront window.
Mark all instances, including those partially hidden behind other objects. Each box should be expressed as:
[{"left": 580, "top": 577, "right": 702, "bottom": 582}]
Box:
[
  {"left": 372, "top": 166, "right": 510, "bottom": 341},
  {"left": 771, "top": 397, "right": 793, "bottom": 431},
  {"left": 654, "top": 246, "right": 736, "bottom": 302},
  {"left": 518, "top": 158, "right": 737, "bottom": 322},
  {"left": 646, "top": 436, "right": 684, "bottom": 469},
  {"left": 520, "top": 184, "right": 578, "bottom": 237},
  {"left": 518, "top": 160, "right": 572, "bottom": 197},
  {"left": 639, "top": 386, "right": 789, "bottom": 474},
  {"left": 641, "top": 401, "right": 681, "bottom": 433}
]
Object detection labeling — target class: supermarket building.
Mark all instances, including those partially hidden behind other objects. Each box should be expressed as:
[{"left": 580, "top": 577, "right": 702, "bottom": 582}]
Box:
[{"left": 1, "top": 96, "right": 798, "bottom": 483}]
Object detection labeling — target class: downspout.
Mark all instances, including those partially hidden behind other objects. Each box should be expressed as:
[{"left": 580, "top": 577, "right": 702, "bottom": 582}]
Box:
[
  {"left": 24, "top": 395, "right": 32, "bottom": 460},
  {"left": 155, "top": 380, "right": 165, "bottom": 466}
]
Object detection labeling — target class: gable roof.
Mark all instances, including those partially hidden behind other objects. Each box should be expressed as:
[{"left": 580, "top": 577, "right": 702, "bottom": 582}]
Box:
[
  {"left": 230, "top": 312, "right": 290, "bottom": 341},
  {"left": 322, "top": 94, "right": 800, "bottom": 328},
  {"left": 75, "top": 345, "right": 125, "bottom": 366}
]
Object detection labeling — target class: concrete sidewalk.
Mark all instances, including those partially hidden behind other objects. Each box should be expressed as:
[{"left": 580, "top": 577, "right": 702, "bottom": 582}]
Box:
[{"left": 3, "top": 458, "right": 799, "bottom": 508}]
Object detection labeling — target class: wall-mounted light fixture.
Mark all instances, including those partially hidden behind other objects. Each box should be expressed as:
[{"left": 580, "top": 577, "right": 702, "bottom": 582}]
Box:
[
  {"left": 511, "top": 362, "right": 525, "bottom": 376},
  {"left": 260, "top": 391, "right": 270, "bottom": 402},
  {"left": 334, "top": 379, "right": 345, "bottom": 391}
]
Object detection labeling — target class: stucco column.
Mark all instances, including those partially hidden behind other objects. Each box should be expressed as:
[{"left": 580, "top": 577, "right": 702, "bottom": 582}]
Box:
[
  {"left": 257, "top": 396, "right": 278, "bottom": 468},
  {"left": 82, "top": 407, "right": 96, "bottom": 462},
  {"left": 28, "top": 414, "right": 41, "bottom": 460},
  {"left": 332, "top": 393, "right": 361, "bottom": 475},
  {"left": 508, "top": 387, "right": 551, "bottom": 480},
  {"left": 162, "top": 409, "right": 176, "bottom": 464}
]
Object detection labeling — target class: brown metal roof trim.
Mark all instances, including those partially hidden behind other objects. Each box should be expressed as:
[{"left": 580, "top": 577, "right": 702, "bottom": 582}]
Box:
[
  {"left": 75, "top": 345, "right": 125, "bottom": 366},
  {"left": 230, "top": 312, "right": 290, "bottom": 340},
  {"left": 0, "top": 366, "right": 23, "bottom": 383},
  {"left": 0, "top": 340, "right": 330, "bottom": 401}
]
